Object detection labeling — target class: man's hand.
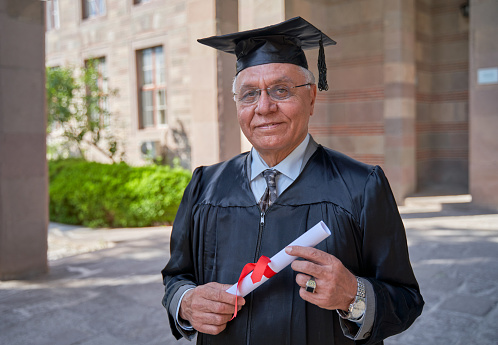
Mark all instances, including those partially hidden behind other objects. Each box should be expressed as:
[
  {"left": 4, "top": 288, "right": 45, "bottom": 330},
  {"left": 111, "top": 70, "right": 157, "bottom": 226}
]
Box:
[
  {"left": 286, "top": 246, "right": 357, "bottom": 311},
  {"left": 179, "top": 282, "right": 245, "bottom": 335}
]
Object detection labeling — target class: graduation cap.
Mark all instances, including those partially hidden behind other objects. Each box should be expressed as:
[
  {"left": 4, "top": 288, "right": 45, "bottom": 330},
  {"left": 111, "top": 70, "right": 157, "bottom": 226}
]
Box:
[{"left": 197, "top": 17, "right": 336, "bottom": 91}]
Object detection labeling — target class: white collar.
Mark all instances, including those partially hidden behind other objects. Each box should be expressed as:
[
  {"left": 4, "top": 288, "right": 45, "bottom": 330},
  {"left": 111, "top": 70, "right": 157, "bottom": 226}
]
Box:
[{"left": 250, "top": 134, "right": 310, "bottom": 182}]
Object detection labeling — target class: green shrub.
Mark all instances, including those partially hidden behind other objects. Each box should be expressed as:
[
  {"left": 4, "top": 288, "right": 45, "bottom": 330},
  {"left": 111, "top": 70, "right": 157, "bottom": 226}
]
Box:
[{"left": 49, "top": 159, "right": 191, "bottom": 228}]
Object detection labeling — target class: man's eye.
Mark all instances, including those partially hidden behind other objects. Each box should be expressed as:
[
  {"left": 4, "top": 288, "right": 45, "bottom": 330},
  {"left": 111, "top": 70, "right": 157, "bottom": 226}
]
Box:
[
  {"left": 272, "top": 86, "right": 290, "bottom": 99},
  {"left": 241, "top": 90, "right": 259, "bottom": 101}
]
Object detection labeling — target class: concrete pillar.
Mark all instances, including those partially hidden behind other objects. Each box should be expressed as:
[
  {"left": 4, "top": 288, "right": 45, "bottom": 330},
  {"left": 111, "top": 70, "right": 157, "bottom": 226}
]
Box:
[
  {"left": 238, "top": 0, "right": 285, "bottom": 153},
  {"left": 469, "top": 0, "right": 498, "bottom": 210},
  {"left": 216, "top": 0, "right": 240, "bottom": 162},
  {"left": 188, "top": 0, "right": 239, "bottom": 168},
  {"left": 0, "top": 0, "right": 48, "bottom": 279},
  {"left": 383, "top": 0, "right": 417, "bottom": 204}
]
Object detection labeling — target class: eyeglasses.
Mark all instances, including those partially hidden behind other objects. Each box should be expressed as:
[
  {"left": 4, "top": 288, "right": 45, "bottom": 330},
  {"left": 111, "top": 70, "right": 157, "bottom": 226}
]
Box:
[{"left": 233, "top": 83, "right": 312, "bottom": 105}]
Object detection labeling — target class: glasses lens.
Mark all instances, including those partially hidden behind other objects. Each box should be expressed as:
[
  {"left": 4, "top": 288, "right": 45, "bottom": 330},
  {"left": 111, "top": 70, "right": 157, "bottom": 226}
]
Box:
[
  {"left": 269, "top": 85, "right": 292, "bottom": 101},
  {"left": 239, "top": 89, "right": 260, "bottom": 104}
]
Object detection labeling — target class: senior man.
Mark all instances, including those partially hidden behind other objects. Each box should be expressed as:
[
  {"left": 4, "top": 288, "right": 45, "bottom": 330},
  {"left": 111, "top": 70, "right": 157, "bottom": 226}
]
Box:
[{"left": 162, "top": 17, "right": 423, "bottom": 345}]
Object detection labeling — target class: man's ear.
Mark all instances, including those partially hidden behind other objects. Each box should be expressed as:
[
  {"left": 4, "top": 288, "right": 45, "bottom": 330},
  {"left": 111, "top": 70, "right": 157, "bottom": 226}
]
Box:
[{"left": 309, "top": 83, "right": 317, "bottom": 116}]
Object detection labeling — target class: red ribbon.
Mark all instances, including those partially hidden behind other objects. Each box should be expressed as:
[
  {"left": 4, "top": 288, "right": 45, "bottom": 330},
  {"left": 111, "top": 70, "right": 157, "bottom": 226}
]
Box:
[{"left": 230, "top": 255, "right": 276, "bottom": 320}]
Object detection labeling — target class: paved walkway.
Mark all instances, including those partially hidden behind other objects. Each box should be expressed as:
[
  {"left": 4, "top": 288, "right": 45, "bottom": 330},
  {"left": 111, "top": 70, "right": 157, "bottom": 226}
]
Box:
[{"left": 0, "top": 195, "right": 497, "bottom": 344}]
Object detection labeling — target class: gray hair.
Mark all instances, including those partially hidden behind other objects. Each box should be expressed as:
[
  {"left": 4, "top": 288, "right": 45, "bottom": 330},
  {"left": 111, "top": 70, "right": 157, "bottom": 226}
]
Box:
[{"left": 232, "top": 65, "right": 316, "bottom": 95}]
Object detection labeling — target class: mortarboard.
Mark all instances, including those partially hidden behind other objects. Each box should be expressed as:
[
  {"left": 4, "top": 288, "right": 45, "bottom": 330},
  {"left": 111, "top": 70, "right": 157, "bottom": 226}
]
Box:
[{"left": 197, "top": 17, "right": 336, "bottom": 91}]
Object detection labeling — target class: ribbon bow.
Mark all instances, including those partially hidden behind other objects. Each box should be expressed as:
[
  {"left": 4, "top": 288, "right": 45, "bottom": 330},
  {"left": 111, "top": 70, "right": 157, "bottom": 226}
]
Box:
[{"left": 230, "top": 255, "right": 276, "bottom": 320}]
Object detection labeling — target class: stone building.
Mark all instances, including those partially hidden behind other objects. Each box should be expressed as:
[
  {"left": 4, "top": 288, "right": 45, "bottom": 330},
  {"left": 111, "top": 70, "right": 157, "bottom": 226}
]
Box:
[{"left": 45, "top": 0, "right": 498, "bottom": 208}]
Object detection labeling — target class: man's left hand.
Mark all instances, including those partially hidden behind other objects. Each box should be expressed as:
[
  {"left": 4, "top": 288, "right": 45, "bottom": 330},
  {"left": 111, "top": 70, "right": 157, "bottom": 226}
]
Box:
[{"left": 285, "top": 246, "right": 357, "bottom": 311}]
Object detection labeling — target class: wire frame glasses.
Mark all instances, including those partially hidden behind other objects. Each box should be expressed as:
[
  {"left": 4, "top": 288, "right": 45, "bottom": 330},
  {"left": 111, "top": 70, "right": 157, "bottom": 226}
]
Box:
[{"left": 234, "top": 83, "right": 312, "bottom": 105}]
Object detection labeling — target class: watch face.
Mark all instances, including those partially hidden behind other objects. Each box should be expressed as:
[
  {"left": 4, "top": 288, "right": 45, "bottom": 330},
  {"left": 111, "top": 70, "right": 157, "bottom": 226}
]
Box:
[{"left": 351, "top": 300, "right": 366, "bottom": 319}]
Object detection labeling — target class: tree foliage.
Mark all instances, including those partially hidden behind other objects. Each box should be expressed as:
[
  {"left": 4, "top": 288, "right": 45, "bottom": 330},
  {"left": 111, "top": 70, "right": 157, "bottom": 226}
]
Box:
[{"left": 46, "top": 60, "right": 121, "bottom": 162}]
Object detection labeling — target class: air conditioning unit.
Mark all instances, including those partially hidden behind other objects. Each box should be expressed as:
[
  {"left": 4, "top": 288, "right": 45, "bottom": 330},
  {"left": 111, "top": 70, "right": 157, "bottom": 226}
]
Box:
[{"left": 140, "top": 141, "right": 160, "bottom": 158}]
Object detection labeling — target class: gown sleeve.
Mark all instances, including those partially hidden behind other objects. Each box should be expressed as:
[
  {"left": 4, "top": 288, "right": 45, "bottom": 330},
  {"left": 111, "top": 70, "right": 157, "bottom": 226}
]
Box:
[
  {"left": 358, "top": 166, "right": 424, "bottom": 344},
  {"left": 161, "top": 167, "right": 203, "bottom": 340}
]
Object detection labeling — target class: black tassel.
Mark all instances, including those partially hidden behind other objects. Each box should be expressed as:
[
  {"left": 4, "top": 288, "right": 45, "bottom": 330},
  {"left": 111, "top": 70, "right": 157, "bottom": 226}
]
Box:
[{"left": 317, "top": 38, "right": 328, "bottom": 91}]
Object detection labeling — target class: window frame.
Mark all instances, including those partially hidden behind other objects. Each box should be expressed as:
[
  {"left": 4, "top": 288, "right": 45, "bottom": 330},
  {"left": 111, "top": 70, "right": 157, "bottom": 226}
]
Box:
[
  {"left": 137, "top": 46, "right": 167, "bottom": 129},
  {"left": 45, "top": 0, "right": 60, "bottom": 31},
  {"left": 82, "top": 0, "right": 107, "bottom": 20}
]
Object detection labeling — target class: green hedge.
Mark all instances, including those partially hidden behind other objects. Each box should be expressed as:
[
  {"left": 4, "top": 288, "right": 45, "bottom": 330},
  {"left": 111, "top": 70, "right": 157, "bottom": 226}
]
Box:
[{"left": 49, "top": 159, "right": 191, "bottom": 228}]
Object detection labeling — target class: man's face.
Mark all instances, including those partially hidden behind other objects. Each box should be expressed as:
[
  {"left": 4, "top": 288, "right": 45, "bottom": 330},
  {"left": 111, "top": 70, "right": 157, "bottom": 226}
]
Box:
[{"left": 234, "top": 63, "right": 317, "bottom": 162}]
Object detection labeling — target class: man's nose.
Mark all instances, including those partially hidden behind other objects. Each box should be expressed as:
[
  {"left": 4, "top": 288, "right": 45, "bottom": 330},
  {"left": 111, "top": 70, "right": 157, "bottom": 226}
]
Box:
[{"left": 255, "top": 89, "right": 277, "bottom": 115}]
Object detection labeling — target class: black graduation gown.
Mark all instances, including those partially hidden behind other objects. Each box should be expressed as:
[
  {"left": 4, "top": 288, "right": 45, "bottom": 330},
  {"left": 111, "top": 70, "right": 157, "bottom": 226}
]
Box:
[{"left": 162, "top": 145, "right": 424, "bottom": 345}]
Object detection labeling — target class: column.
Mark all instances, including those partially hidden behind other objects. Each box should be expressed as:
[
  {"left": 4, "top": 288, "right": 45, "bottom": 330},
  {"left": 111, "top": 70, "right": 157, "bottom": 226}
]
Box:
[
  {"left": 469, "top": 0, "right": 498, "bottom": 210},
  {"left": 188, "top": 0, "right": 239, "bottom": 168},
  {"left": 383, "top": 0, "right": 417, "bottom": 204},
  {"left": 0, "top": 0, "right": 48, "bottom": 279}
]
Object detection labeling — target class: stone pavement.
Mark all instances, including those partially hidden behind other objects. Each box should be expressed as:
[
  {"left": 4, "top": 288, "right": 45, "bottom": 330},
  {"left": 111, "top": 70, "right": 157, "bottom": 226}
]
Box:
[
  {"left": 388, "top": 195, "right": 498, "bottom": 345},
  {"left": 0, "top": 195, "right": 497, "bottom": 345}
]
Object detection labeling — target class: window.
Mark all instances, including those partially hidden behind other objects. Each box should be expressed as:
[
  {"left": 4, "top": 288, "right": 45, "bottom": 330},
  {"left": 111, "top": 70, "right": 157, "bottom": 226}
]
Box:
[
  {"left": 82, "top": 0, "right": 106, "bottom": 19},
  {"left": 85, "top": 57, "right": 109, "bottom": 126},
  {"left": 46, "top": 0, "right": 60, "bottom": 31},
  {"left": 137, "top": 47, "right": 166, "bottom": 128},
  {"left": 134, "top": 0, "right": 151, "bottom": 4}
]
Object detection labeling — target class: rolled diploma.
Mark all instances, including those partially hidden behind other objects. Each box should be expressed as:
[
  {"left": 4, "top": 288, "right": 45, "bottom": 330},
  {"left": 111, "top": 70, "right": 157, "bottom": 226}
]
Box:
[{"left": 226, "top": 220, "right": 331, "bottom": 297}]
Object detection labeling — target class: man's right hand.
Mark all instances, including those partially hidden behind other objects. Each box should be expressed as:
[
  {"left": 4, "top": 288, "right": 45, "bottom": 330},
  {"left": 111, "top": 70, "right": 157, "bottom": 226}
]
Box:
[{"left": 179, "top": 282, "right": 245, "bottom": 335}]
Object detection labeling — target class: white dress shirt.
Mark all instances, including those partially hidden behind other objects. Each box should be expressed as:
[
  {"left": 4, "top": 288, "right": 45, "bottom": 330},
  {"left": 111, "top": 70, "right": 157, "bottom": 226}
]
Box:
[{"left": 249, "top": 134, "right": 310, "bottom": 202}]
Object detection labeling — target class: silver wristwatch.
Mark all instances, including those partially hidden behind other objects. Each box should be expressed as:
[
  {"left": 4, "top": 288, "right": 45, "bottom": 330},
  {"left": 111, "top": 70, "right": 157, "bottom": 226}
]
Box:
[{"left": 337, "top": 277, "right": 366, "bottom": 321}]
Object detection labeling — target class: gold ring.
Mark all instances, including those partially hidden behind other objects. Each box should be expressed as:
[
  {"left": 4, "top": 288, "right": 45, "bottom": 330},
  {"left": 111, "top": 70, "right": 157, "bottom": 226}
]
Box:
[{"left": 305, "top": 276, "right": 316, "bottom": 293}]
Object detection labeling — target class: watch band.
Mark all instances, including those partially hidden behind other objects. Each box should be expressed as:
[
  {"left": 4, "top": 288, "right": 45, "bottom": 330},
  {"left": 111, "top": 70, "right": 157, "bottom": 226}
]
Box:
[{"left": 337, "top": 277, "right": 366, "bottom": 321}]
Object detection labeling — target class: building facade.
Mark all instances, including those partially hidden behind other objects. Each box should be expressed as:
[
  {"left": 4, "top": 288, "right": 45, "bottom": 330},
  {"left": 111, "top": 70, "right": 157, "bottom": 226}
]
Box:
[
  {"left": 45, "top": 0, "right": 498, "bottom": 208},
  {"left": 46, "top": 0, "right": 197, "bottom": 168}
]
